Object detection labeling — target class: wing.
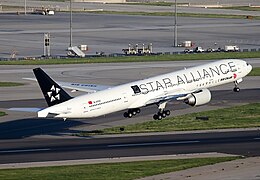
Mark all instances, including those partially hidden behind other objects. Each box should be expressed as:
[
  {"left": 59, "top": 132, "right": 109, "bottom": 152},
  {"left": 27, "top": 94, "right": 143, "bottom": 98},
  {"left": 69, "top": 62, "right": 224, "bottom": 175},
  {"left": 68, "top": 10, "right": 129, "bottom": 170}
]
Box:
[
  {"left": 23, "top": 78, "right": 112, "bottom": 93},
  {"left": 8, "top": 108, "right": 43, "bottom": 112}
]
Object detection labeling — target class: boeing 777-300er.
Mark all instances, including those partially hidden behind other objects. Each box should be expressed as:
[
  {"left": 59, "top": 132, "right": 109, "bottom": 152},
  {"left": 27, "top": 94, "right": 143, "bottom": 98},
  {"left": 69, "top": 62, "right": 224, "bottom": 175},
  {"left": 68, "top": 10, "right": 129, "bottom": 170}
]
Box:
[{"left": 11, "top": 59, "right": 252, "bottom": 120}]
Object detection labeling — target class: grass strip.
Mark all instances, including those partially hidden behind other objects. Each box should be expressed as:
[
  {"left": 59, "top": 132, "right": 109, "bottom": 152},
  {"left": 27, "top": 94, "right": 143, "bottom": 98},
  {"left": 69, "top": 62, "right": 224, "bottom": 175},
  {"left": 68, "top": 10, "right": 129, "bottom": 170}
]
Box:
[
  {"left": 0, "top": 82, "right": 24, "bottom": 87},
  {"left": 0, "top": 111, "right": 6, "bottom": 117},
  {"left": 82, "top": 103, "right": 260, "bottom": 135},
  {"left": 0, "top": 157, "right": 239, "bottom": 180},
  {"left": 249, "top": 67, "right": 260, "bottom": 76},
  {"left": 0, "top": 51, "right": 260, "bottom": 65},
  {"left": 87, "top": 11, "right": 260, "bottom": 19}
]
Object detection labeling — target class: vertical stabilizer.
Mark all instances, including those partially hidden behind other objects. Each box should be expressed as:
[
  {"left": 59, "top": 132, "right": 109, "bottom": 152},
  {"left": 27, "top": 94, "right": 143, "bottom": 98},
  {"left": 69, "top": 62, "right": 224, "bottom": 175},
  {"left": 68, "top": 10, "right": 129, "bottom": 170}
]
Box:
[{"left": 33, "top": 68, "right": 72, "bottom": 107}]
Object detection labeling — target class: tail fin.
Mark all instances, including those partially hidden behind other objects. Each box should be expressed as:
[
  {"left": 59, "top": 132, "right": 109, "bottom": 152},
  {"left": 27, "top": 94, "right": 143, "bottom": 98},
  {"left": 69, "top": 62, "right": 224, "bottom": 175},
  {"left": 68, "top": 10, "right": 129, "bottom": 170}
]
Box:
[{"left": 33, "top": 68, "right": 72, "bottom": 107}]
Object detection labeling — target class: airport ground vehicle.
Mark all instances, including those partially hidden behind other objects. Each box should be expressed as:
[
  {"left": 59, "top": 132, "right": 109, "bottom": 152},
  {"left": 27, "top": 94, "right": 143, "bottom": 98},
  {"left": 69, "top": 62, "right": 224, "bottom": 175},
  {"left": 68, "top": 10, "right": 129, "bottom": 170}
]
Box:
[
  {"left": 194, "top": 47, "right": 205, "bottom": 53},
  {"left": 34, "top": 9, "right": 55, "bottom": 15},
  {"left": 225, "top": 45, "right": 240, "bottom": 52}
]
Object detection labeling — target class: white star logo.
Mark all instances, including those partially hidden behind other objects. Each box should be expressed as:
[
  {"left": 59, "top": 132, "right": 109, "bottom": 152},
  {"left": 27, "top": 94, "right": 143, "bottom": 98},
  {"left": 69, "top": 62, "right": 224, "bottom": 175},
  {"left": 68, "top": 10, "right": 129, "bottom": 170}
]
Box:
[{"left": 47, "top": 85, "right": 61, "bottom": 102}]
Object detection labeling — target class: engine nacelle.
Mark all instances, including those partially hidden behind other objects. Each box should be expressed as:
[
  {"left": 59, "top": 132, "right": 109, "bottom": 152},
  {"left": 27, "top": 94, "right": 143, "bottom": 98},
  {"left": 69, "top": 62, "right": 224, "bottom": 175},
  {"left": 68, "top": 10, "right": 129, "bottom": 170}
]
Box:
[{"left": 185, "top": 89, "right": 211, "bottom": 106}]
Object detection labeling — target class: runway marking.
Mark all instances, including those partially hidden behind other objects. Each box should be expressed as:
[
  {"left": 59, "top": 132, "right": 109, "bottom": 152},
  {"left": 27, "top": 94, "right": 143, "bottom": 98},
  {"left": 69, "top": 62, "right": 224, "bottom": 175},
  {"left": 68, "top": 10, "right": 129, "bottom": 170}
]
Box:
[
  {"left": 108, "top": 140, "right": 200, "bottom": 148},
  {"left": 0, "top": 148, "right": 51, "bottom": 153},
  {"left": 254, "top": 138, "right": 260, "bottom": 140}
]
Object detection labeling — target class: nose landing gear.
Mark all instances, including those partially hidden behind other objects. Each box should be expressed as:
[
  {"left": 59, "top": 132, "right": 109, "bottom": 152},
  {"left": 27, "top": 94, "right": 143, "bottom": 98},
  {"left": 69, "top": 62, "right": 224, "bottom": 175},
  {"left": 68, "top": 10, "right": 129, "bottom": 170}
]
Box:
[
  {"left": 233, "top": 87, "right": 240, "bottom": 92},
  {"left": 233, "top": 81, "right": 240, "bottom": 92}
]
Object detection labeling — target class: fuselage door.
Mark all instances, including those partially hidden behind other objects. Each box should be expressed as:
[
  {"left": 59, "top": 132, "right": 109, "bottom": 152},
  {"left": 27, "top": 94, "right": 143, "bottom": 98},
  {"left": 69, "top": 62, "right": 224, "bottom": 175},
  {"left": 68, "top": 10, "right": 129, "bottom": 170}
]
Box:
[
  {"left": 122, "top": 92, "right": 128, "bottom": 103},
  {"left": 83, "top": 103, "right": 88, "bottom": 113}
]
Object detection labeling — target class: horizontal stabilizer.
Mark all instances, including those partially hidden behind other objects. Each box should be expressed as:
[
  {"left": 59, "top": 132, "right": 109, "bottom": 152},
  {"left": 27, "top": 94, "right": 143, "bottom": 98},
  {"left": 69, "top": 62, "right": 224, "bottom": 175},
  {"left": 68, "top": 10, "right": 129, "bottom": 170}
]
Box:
[
  {"left": 23, "top": 78, "right": 37, "bottom": 82},
  {"left": 8, "top": 108, "right": 43, "bottom": 112}
]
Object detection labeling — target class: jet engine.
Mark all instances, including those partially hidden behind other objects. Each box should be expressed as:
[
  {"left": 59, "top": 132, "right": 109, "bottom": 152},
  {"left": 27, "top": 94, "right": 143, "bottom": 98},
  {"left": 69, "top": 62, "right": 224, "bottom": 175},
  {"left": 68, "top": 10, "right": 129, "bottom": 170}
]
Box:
[{"left": 184, "top": 89, "right": 211, "bottom": 106}]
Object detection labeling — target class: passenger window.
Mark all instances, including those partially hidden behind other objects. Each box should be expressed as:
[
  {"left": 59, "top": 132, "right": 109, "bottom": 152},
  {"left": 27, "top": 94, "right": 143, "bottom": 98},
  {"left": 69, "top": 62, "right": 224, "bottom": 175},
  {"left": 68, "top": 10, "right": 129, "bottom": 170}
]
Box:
[{"left": 131, "top": 85, "right": 141, "bottom": 94}]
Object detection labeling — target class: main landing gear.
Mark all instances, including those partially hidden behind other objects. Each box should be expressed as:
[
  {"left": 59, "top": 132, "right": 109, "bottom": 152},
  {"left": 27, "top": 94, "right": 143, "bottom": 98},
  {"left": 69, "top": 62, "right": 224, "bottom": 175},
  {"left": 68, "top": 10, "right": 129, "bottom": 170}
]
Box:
[
  {"left": 233, "top": 81, "right": 240, "bottom": 92},
  {"left": 153, "top": 101, "right": 170, "bottom": 120},
  {"left": 124, "top": 108, "right": 141, "bottom": 118},
  {"left": 153, "top": 110, "right": 170, "bottom": 120}
]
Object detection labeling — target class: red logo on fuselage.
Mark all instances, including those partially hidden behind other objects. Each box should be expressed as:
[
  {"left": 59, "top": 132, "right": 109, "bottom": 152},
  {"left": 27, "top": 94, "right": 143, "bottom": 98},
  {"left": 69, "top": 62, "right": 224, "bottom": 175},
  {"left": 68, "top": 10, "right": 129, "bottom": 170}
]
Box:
[
  {"left": 88, "top": 101, "right": 92, "bottom": 105},
  {"left": 234, "top": 73, "right": 237, "bottom": 79}
]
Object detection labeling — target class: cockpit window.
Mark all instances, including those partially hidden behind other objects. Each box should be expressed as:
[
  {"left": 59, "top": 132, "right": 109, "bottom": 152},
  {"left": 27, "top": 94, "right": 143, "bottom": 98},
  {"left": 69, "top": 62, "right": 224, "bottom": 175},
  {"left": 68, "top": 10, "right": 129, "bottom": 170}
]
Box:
[{"left": 131, "top": 85, "right": 141, "bottom": 94}]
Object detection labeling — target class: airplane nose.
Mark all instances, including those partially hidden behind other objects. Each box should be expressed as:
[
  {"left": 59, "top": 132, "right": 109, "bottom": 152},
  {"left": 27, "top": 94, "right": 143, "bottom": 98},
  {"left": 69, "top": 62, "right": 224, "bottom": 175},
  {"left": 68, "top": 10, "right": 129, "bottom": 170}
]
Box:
[
  {"left": 248, "top": 64, "right": 253, "bottom": 72},
  {"left": 246, "top": 63, "right": 253, "bottom": 74}
]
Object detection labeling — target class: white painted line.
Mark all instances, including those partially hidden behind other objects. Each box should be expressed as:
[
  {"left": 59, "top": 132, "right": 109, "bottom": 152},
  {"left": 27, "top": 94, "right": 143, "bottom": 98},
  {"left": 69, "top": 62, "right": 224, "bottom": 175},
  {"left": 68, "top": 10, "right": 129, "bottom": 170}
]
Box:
[
  {"left": 254, "top": 138, "right": 260, "bottom": 140},
  {"left": 108, "top": 140, "right": 200, "bottom": 148},
  {"left": 0, "top": 148, "right": 51, "bottom": 153}
]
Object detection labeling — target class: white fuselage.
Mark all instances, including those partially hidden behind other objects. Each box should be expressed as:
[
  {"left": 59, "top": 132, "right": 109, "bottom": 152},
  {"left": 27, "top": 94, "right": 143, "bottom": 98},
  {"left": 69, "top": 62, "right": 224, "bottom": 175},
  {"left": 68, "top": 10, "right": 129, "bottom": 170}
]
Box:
[{"left": 38, "top": 59, "right": 252, "bottom": 118}]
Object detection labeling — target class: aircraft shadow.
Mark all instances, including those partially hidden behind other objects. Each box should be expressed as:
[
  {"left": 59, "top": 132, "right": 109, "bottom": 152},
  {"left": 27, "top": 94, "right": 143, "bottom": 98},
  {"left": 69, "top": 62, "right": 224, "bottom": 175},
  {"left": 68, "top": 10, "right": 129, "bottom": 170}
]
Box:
[
  {"left": 0, "top": 88, "right": 259, "bottom": 140},
  {"left": 0, "top": 118, "right": 87, "bottom": 140}
]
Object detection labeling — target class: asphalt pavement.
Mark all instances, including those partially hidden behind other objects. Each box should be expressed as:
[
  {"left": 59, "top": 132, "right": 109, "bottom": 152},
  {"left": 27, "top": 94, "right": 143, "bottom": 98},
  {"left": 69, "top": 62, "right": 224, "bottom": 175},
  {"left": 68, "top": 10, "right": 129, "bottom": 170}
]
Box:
[
  {"left": 1, "top": 0, "right": 260, "bottom": 16},
  {"left": 0, "top": 130, "right": 259, "bottom": 164},
  {"left": 0, "top": 12, "right": 259, "bottom": 58}
]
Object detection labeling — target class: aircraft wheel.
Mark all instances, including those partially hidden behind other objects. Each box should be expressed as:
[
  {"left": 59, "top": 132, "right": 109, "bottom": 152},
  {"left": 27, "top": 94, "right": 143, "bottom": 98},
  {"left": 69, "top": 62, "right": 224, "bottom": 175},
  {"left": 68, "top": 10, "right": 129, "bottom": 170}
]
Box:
[
  {"left": 157, "top": 114, "right": 162, "bottom": 120},
  {"left": 165, "top": 110, "right": 171, "bottom": 116},
  {"left": 132, "top": 111, "right": 137, "bottom": 116},
  {"left": 136, "top": 108, "right": 141, "bottom": 114},
  {"left": 153, "top": 114, "right": 158, "bottom": 120},
  {"left": 161, "top": 112, "right": 167, "bottom": 118},
  {"left": 128, "top": 112, "right": 133, "bottom": 118},
  {"left": 233, "top": 87, "right": 240, "bottom": 92},
  {"left": 123, "top": 112, "right": 128, "bottom": 118}
]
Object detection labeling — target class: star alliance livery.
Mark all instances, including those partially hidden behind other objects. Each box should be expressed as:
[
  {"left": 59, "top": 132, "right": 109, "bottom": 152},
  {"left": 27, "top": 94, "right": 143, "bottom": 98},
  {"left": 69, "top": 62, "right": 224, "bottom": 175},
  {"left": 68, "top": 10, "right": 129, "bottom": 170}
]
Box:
[{"left": 12, "top": 59, "right": 252, "bottom": 120}]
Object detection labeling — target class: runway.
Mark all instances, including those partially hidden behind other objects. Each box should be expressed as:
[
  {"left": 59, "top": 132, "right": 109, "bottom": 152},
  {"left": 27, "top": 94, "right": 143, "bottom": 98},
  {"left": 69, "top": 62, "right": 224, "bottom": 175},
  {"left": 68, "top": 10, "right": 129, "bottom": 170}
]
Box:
[{"left": 0, "top": 130, "right": 259, "bottom": 164}]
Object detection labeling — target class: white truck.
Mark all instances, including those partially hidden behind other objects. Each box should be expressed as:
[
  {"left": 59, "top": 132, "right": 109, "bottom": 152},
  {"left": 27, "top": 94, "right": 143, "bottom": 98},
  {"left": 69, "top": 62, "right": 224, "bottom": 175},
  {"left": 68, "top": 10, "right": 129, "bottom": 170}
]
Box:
[
  {"left": 225, "top": 45, "right": 239, "bottom": 52},
  {"left": 194, "top": 46, "right": 204, "bottom": 53},
  {"left": 34, "top": 9, "right": 55, "bottom": 15}
]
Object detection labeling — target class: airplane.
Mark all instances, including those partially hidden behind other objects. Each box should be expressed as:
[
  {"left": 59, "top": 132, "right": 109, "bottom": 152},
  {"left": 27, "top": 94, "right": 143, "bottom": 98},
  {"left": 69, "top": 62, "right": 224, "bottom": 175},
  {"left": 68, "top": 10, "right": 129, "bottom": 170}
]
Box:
[{"left": 10, "top": 59, "right": 252, "bottom": 120}]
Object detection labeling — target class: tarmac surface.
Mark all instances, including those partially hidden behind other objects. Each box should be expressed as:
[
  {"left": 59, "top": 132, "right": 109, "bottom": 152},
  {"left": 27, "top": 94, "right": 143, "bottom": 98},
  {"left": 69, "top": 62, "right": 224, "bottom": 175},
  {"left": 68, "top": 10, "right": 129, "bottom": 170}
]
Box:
[
  {"left": 1, "top": 0, "right": 260, "bottom": 15},
  {"left": 0, "top": 130, "right": 259, "bottom": 164},
  {"left": 0, "top": 11, "right": 259, "bottom": 58}
]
